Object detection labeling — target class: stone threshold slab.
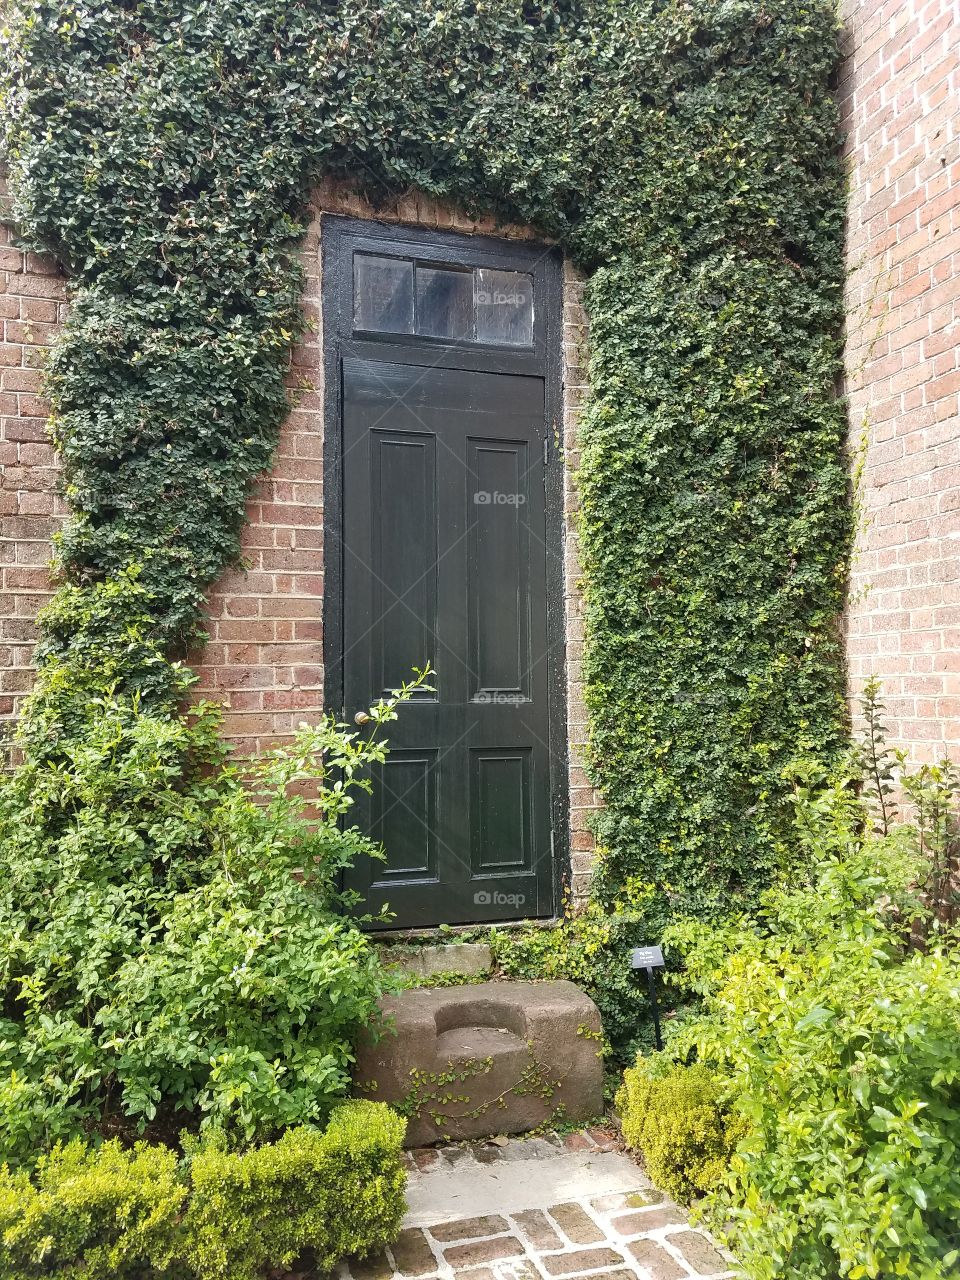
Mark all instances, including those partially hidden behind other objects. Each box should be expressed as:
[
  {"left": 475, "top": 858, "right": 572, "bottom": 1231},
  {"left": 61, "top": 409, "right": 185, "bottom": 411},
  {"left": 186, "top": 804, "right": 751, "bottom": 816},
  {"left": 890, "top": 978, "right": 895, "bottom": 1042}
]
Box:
[{"left": 404, "top": 1150, "right": 650, "bottom": 1228}]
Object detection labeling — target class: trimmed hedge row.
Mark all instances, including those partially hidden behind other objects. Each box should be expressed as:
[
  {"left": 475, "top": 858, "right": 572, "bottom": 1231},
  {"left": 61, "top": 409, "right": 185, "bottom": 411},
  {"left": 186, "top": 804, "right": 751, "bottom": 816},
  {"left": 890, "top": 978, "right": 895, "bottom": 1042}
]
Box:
[{"left": 0, "top": 1100, "right": 406, "bottom": 1280}]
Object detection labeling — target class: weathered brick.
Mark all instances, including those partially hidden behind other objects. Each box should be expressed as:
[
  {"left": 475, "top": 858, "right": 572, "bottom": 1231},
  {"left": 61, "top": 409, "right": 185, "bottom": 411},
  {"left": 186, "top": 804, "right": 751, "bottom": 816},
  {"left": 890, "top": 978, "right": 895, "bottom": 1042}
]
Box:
[
  {"left": 547, "top": 1204, "right": 605, "bottom": 1245},
  {"left": 512, "top": 1210, "right": 564, "bottom": 1251},
  {"left": 442, "top": 1236, "right": 524, "bottom": 1267},
  {"left": 561, "top": 1131, "right": 595, "bottom": 1153},
  {"left": 430, "top": 1217, "right": 509, "bottom": 1242},
  {"left": 667, "top": 1230, "right": 728, "bottom": 1275},
  {"left": 542, "top": 1248, "right": 624, "bottom": 1275},
  {"left": 627, "top": 1241, "right": 686, "bottom": 1280},
  {"left": 573, "top": 1273, "right": 640, "bottom": 1280},
  {"left": 390, "top": 1229, "right": 438, "bottom": 1277},
  {"left": 611, "top": 1206, "right": 686, "bottom": 1234}
]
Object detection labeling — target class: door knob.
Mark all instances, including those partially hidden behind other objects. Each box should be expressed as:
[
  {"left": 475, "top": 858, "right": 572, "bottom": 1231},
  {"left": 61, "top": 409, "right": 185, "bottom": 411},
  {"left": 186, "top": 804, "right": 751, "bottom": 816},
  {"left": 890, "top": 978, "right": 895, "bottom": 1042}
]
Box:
[{"left": 354, "top": 711, "right": 372, "bottom": 725}]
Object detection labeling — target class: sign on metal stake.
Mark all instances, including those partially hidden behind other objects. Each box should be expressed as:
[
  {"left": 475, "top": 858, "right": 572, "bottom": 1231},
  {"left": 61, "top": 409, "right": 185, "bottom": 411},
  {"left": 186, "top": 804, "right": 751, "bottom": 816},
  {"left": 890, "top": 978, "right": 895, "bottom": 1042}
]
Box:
[{"left": 631, "top": 945, "right": 665, "bottom": 1052}]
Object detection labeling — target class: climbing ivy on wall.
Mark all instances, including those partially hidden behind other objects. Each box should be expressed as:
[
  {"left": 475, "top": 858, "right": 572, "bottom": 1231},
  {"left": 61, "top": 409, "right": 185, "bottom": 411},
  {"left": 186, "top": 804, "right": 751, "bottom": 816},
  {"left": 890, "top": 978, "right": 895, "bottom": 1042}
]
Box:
[{"left": 1, "top": 0, "right": 849, "bottom": 916}]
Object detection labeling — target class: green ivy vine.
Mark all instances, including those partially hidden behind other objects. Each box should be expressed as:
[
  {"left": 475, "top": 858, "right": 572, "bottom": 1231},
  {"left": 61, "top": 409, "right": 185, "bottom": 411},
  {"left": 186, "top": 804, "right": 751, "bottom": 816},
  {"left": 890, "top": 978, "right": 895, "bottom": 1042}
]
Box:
[
  {"left": 389, "top": 1050, "right": 565, "bottom": 1133},
  {"left": 1, "top": 0, "right": 849, "bottom": 917}
]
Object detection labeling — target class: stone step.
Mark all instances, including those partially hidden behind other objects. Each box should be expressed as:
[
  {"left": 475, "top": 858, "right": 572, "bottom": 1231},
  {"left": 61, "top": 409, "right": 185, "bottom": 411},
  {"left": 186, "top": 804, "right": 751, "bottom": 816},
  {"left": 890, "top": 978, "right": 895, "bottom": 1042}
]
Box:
[
  {"left": 338, "top": 1132, "right": 738, "bottom": 1280},
  {"left": 381, "top": 942, "right": 493, "bottom": 981},
  {"left": 354, "top": 980, "right": 604, "bottom": 1146}
]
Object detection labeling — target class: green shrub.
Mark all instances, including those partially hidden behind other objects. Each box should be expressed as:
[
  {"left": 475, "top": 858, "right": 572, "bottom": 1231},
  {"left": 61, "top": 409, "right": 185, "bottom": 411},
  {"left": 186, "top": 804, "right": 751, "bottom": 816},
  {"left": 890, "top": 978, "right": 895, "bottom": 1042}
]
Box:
[
  {"left": 0, "top": 650, "right": 427, "bottom": 1166},
  {"left": 183, "top": 1101, "right": 407, "bottom": 1280},
  {"left": 663, "top": 812, "right": 960, "bottom": 1278},
  {"left": 0, "top": 1100, "right": 406, "bottom": 1280},
  {"left": 0, "top": 1138, "right": 184, "bottom": 1279},
  {"left": 490, "top": 882, "right": 679, "bottom": 1063},
  {"left": 616, "top": 1060, "right": 747, "bottom": 1205}
]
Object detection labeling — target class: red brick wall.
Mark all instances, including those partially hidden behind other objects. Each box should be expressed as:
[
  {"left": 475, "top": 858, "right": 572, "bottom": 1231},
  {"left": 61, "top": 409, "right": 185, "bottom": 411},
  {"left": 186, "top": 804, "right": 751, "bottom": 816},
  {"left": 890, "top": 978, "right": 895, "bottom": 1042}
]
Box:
[
  {"left": 839, "top": 0, "right": 960, "bottom": 760},
  {"left": 0, "top": 214, "right": 66, "bottom": 729},
  {"left": 186, "top": 206, "right": 326, "bottom": 756},
  {"left": 4, "top": 9, "right": 957, "bottom": 879}
]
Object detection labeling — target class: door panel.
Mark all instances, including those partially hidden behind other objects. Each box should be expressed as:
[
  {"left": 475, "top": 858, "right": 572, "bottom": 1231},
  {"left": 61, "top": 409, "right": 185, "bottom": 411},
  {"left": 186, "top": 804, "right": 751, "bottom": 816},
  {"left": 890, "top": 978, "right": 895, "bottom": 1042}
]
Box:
[
  {"left": 370, "top": 430, "right": 438, "bottom": 698},
  {"left": 325, "top": 219, "right": 564, "bottom": 930},
  {"left": 370, "top": 750, "right": 439, "bottom": 882},
  {"left": 471, "top": 749, "right": 532, "bottom": 874},
  {"left": 468, "top": 438, "right": 530, "bottom": 697}
]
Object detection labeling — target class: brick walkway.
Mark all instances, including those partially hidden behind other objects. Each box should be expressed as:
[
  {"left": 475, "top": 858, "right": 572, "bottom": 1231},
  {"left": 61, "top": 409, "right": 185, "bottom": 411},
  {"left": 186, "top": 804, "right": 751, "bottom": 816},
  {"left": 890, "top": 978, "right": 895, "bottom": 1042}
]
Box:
[{"left": 342, "top": 1130, "right": 736, "bottom": 1280}]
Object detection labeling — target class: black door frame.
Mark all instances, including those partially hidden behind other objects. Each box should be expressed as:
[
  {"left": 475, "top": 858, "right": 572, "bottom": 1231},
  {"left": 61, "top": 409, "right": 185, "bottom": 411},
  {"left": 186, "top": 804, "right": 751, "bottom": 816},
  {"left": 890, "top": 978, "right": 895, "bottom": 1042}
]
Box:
[{"left": 320, "top": 213, "right": 569, "bottom": 924}]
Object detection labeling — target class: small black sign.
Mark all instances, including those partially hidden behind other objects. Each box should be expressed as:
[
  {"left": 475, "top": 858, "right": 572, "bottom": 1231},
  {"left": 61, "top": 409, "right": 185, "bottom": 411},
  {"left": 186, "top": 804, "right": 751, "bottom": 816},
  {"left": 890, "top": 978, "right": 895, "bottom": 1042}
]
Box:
[{"left": 631, "top": 945, "right": 665, "bottom": 970}]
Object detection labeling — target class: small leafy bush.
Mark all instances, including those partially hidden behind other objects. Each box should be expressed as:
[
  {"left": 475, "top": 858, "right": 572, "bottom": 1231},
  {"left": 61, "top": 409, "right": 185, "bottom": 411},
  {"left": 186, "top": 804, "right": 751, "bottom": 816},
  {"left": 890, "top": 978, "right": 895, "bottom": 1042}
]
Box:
[
  {"left": 0, "top": 1099, "right": 406, "bottom": 1280},
  {"left": 853, "top": 676, "right": 959, "bottom": 931},
  {"left": 660, "top": 782, "right": 960, "bottom": 1278},
  {"left": 0, "top": 618, "right": 427, "bottom": 1166},
  {"left": 616, "top": 1059, "right": 746, "bottom": 1205},
  {"left": 490, "top": 880, "right": 678, "bottom": 1062}
]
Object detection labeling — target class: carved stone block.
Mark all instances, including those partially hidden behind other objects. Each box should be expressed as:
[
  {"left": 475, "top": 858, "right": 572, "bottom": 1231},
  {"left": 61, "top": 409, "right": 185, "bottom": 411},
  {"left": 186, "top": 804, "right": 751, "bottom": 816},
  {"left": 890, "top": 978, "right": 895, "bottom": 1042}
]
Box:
[{"left": 354, "top": 980, "right": 603, "bottom": 1146}]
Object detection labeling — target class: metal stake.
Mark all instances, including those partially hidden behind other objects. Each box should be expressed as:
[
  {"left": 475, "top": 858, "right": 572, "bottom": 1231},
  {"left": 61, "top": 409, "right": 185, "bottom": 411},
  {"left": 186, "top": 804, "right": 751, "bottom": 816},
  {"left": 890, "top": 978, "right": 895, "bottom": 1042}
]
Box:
[
  {"left": 630, "top": 945, "right": 666, "bottom": 1054},
  {"left": 645, "top": 966, "right": 663, "bottom": 1052}
]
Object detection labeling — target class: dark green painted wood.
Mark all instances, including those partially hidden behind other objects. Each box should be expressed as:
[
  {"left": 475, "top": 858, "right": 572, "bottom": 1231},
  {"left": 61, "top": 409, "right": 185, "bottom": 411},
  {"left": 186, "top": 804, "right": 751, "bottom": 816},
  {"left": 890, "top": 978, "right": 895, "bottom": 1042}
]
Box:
[
  {"left": 324, "top": 219, "right": 564, "bottom": 929},
  {"left": 342, "top": 360, "right": 551, "bottom": 926}
]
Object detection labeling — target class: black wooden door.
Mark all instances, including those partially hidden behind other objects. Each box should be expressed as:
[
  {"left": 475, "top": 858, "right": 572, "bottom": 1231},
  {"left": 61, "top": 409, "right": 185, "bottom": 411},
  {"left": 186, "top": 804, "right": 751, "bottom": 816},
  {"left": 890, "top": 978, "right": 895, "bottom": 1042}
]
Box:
[{"left": 323, "top": 218, "right": 564, "bottom": 929}]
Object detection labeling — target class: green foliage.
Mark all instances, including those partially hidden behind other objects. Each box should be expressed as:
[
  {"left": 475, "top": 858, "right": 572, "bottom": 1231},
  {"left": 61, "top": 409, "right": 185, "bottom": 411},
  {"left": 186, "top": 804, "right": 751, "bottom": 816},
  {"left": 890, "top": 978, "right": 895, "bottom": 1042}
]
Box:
[
  {"left": 490, "top": 882, "right": 678, "bottom": 1062},
  {"left": 616, "top": 1059, "right": 747, "bottom": 1205},
  {"left": 0, "top": 661, "right": 427, "bottom": 1167},
  {"left": 182, "top": 1101, "right": 407, "bottom": 1280},
  {"left": 660, "top": 789, "right": 960, "bottom": 1278},
  {"left": 0, "top": 0, "right": 848, "bottom": 930},
  {"left": 0, "top": 1139, "right": 184, "bottom": 1279},
  {"left": 854, "top": 677, "right": 960, "bottom": 929},
  {"left": 0, "top": 1100, "right": 406, "bottom": 1280},
  {"left": 575, "top": 0, "right": 850, "bottom": 916}
]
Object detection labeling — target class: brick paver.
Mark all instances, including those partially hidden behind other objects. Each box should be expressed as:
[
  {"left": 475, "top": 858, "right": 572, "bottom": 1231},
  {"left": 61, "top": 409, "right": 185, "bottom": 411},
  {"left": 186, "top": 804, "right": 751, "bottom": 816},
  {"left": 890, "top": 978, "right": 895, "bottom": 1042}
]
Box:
[
  {"left": 612, "top": 1209, "right": 686, "bottom": 1235},
  {"left": 541, "top": 1247, "right": 626, "bottom": 1274},
  {"left": 627, "top": 1241, "right": 685, "bottom": 1280},
  {"left": 668, "top": 1234, "right": 729, "bottom": 1276},
  {"left": 390, "top": 1229, "right": 438, "bottom": 1277},
  {"left": 337, "top": 1132, "right": 737, "bottom": 1280},
  {"left": 548, "top": 1204, "right": 606, "bottom": 1245},
  {"left": 512, "top": 1210, "right": 564, "bottom": 1251},
  {"left": 444, "top": 1237, "right": 526, "bottom": 1267},
  {"left": 431, "top": 1218, "right": 511, "bottom": 1243}
]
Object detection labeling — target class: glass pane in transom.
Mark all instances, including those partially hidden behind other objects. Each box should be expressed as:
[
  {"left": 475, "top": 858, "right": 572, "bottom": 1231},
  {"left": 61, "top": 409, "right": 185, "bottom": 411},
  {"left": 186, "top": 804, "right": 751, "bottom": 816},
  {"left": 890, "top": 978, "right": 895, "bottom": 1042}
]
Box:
[
  {"left": 354, "top": 254, "right": 414, "bottom": 333},
  {"left": 476, "top": 269, "right": 534, "bottom": 345},
  {"left": 415, "top": 265, "right": 474, "bottom": 339}
]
